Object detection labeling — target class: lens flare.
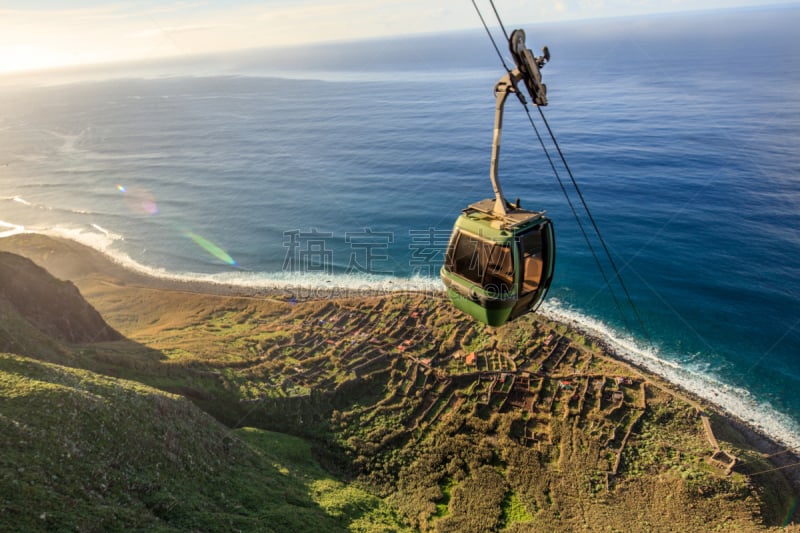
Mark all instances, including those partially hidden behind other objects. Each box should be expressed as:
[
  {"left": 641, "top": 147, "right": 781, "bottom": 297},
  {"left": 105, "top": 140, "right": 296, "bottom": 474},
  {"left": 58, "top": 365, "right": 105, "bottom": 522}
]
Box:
[
  {"left": 117, "top": 184, "right": 158, "bottom": 215},
  {"left": 783, "top": 496, "right": 798, "bottom": 528},
  {"left": 185, "top": 231, "right": 237, "bottom": 266}
]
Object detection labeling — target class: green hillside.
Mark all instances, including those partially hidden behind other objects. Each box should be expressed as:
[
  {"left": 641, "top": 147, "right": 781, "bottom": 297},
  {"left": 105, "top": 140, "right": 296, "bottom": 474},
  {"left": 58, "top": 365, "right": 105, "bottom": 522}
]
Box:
[
  {"left": 0, "top": 353, "right": 405, "bottom": 531},
  {"left": 0, "top": 236, "right": 797, "bottom": 532}
]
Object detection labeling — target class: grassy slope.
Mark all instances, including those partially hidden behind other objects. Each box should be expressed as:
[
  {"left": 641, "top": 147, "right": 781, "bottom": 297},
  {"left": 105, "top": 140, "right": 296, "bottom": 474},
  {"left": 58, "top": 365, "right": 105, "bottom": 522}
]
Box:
[
  {"left": 0, "top": 235, "right": 797, "bottom": 531},
  {"left": 77, "top": 284, "right": 795, "bottom": 532},
  {"left": 0, "top": 353, "right": 406, "bottom": 532}
]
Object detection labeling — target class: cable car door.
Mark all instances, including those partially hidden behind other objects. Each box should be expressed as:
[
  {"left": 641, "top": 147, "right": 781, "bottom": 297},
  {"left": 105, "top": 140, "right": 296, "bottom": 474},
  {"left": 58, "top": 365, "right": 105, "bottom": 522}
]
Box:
[{"left": 510, "top": 221, "right": 555, "bottom": 319}]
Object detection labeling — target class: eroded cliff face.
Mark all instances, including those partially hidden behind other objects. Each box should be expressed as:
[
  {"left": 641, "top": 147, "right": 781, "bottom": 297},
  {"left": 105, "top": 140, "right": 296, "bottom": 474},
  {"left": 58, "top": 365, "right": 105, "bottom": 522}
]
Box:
[{"left": 0, "top": 251, "right": 122, "bottom": 344}]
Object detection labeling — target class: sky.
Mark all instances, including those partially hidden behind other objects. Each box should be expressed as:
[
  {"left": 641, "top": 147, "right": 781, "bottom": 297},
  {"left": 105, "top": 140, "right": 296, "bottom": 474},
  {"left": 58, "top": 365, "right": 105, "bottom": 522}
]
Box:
[{"left": 1, "top": 0, "right": 797, "bottom": 75}]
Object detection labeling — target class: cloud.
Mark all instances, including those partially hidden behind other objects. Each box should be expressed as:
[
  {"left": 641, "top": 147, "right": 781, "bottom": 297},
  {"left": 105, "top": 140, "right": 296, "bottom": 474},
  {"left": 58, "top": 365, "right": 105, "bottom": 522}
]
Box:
[
  {"left": 2, "top": 0, "right": 795, "bottom": 75},
  {"left": 133, "top": 24, "right": 229, "bottom": 40}
]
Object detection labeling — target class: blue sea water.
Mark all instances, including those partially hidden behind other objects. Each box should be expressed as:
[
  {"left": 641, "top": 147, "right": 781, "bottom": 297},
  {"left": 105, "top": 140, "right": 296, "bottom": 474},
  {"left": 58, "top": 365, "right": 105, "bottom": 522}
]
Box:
[{"left": 1, "top": 7, "right": 799, "bottom": 449}]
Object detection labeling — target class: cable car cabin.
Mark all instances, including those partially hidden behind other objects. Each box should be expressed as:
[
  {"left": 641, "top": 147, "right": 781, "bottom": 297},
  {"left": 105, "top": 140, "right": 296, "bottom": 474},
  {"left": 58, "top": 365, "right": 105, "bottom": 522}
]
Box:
[
  {"left": 441, "top": 198, "right": 555, "bottom": 327},
  {"left": 440, "top": 28, "right": 556, "bottom": 326}
]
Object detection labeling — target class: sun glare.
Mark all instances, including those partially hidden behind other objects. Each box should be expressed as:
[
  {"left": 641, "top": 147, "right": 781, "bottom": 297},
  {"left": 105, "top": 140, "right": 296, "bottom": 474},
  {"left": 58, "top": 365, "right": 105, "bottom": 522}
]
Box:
[{"left": 0, "top": 45, "right": 71, "bottom": 75}]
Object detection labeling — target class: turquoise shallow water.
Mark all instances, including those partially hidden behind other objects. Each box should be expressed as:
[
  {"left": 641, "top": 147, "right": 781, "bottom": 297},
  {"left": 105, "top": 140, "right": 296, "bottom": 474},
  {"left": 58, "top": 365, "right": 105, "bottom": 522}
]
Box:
[{"left": 1, "top": 7, "right": 798, "bottom": 449}]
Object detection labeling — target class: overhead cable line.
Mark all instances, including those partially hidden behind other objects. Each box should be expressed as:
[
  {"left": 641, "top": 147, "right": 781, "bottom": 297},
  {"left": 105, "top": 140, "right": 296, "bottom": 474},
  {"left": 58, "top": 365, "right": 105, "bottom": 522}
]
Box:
[
  {"left": 747, "top": 461, "right": 800, "bottom": 477},
  {"left": 471, "top": 0, "right": 510, "bottom": 73},
  {"left": 473, "top": 0, "right": 651, "bottom": 342},
  {"left": 489, "top": 0, "right": 511, "bottom": 42},
  {"left": 471, "top": 2, "right": 624, "bottom": 319},
  {"left": 471, "top": 0, "right": 631, "bottom": 333},
  {"left": 536, "top": 105, "right": 651, "bottom": 342},
  {"left": 523, "top": 104, "right": 633, "bottom": 333}
]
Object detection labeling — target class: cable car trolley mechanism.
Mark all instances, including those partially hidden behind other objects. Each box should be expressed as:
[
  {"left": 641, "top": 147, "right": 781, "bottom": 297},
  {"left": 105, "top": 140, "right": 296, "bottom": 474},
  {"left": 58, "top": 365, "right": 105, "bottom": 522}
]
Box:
[{"left": 440, "top": 29, "right": 555, "bottom": 327}]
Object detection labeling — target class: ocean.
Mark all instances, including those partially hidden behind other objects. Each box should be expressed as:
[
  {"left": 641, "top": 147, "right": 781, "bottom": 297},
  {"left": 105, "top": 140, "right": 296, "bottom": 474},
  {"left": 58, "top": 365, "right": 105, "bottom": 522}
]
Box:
[{"left": 1, "top": 6, "right": 798, "bottom": 450}]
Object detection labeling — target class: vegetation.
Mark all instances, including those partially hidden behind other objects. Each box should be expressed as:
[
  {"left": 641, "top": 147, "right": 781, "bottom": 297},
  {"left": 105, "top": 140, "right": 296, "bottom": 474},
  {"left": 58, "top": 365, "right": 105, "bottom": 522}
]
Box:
[
  {"left": 0, "top": 352, "right": 408, "bottom": 531},
  {"left": 0, "top": 234, "right": 798, "bottom": 531}
]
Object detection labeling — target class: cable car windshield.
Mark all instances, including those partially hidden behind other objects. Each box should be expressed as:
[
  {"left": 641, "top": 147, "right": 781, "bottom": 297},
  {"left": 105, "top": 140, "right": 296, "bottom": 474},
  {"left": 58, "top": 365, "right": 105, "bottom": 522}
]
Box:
[{"left": 445, "top": 231, "right": 513, "bottom": 294}]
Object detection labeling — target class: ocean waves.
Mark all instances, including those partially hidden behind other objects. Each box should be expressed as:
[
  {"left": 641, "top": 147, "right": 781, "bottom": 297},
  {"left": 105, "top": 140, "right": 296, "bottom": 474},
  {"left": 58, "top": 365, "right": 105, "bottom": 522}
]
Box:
[
  {"left": 542, "top": 300, "right": 800, "bottom": 453},
  {"left": 0, "top": 220, "right": 24, "bottom": 238},
  {"left": 2, "top": 219, "right": 799, "bottom": 453},
  {"left": 0, "top": 8, "right": 798, "bottom": 453}
]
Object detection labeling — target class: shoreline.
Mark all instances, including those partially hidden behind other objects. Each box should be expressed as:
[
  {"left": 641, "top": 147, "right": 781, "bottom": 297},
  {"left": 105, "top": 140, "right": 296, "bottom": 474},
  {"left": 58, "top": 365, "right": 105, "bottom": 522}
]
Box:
[
  {"left": 554, "top": 312, "right": 800, "bottom": 493},
  {"left": 1, "top": 232, "right": 798, "bottom": 493},
  {"left": 572, "top": 325, "right": 800, "bottom": 494}
]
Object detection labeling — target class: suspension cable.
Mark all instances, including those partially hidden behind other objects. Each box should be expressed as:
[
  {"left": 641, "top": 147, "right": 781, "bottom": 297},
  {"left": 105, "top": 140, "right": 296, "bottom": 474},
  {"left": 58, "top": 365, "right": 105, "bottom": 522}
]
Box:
[
  {"left": 522, "top": 102, "right": 633, "bottom": 333},
  {"left": 489, "top": 0, "right": 511, "bottom": 42},
  {"left": 536, "top": 107, "right": 651, "bottom": 341},
  {"left": 470, "top": 0, "right": 510, "bottom": 73},
  {"left": 747, "top": 461, "right": 800, "bottom": 477},
  {"left": 476, "top": 0, "right": 651, "bottom": 342}
]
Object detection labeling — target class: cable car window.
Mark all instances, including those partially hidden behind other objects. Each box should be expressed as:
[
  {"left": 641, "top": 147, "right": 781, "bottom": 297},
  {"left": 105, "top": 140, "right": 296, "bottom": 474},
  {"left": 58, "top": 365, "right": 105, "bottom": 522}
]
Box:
[
  {"left": 446, "top": 231, "right": 512, "bottom": 293},
  {"left": 517, "top": 227, "right": 545, "bottom": 295},
  {"left": 446, "top": 232, "right": 479, "bottom": 283},
  {"left": 483, "top": 243, "right": 512, "bottom": 294}
]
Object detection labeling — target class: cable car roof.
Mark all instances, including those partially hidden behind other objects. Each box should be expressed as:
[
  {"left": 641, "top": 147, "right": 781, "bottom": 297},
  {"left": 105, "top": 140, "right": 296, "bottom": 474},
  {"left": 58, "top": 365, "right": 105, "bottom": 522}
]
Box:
[{"left": 461, "top": 198, "right": 548, "bottom": 235}]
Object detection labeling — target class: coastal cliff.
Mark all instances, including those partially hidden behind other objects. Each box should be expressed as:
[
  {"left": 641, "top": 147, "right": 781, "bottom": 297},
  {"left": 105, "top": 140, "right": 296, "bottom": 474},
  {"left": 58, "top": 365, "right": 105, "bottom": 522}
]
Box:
[{"left": 0, "top": 233, "right": 797, "bottom": 531}]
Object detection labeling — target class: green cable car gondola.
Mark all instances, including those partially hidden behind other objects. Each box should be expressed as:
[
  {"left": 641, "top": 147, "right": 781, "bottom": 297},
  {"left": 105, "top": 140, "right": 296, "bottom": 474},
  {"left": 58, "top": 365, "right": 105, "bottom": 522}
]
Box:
[
  {"left": 441, "top": 199, "right": 555, "bottom": 327},
  {"left": 441, "top": 29, "right": 555, "bottom": 327}
]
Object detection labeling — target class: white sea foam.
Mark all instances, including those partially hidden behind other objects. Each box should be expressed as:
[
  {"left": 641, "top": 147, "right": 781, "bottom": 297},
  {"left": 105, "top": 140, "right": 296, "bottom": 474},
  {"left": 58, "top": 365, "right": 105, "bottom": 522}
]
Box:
[
  {"left": 142, "top": 265, "right": 444, "bottom": 297},
  {"left": 201, "top": 269, "right": 444, "bottom": 294},
  {"left": 42, "top": 128, "right": 88, "bottom": 156},
  {"left": 29, "top": 226, "right": 444, "bottom": 296},
  {"left": 0, "top": 220, "right": 25, "bottom": 238},
  {"left": 3, "top": 225, "right": 798, "bottom": 453},
  {"left": 42, "top": 226, "right": 122, "bottom": 251},
  {"left": 89, "top": 224, "right": 122, "bottom": 240},
  {"left": 542, "top": 300, "right": 800, "bottom": 454},
  {"left": 3, "top": 195, "right": 55, "bottom": 212}
]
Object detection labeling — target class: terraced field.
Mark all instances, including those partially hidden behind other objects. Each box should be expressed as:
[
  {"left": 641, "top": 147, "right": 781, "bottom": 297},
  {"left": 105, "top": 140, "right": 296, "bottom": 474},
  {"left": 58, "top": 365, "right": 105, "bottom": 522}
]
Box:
[
  {"left": 212, "top": 293, "right": 783, "bottom": 530},
  {"left": 1, "top": 234, "right": 797, "bottom": 531}
]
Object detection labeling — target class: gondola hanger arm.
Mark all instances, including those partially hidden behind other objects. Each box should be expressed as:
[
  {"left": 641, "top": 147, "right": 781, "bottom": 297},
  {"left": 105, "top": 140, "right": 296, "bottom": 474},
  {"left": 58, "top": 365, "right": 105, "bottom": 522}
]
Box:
[
  {"left": 489, "top": 30, "right": 549, "bottom": 217},
  {"left": 489, "top": 70, "right": 522, "bottom": 216}
]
